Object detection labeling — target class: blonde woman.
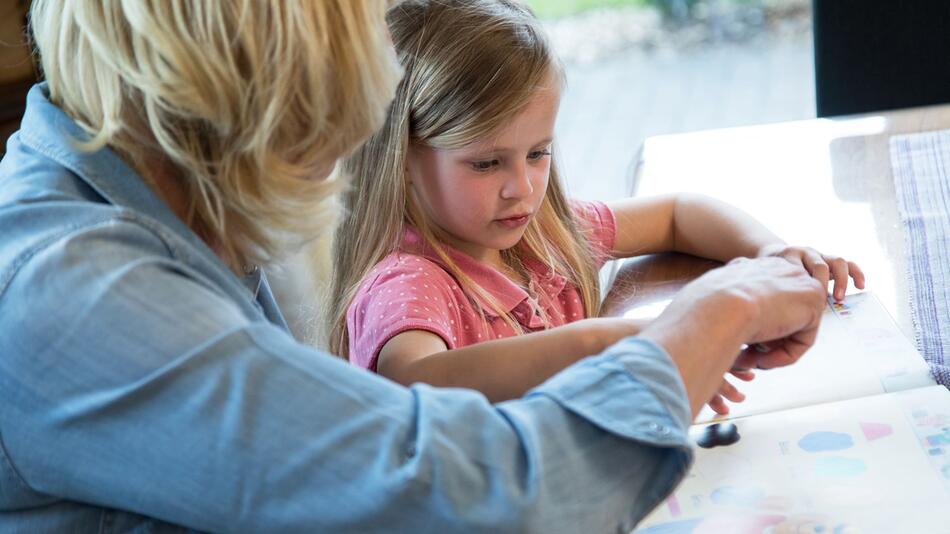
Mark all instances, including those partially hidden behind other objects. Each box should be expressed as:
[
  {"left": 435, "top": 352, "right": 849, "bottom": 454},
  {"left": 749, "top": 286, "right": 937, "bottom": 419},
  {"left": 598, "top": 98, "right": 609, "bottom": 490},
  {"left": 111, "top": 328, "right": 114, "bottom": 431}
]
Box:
[
  {"left": 1, "top": 0, "right": 829, "bottom": 531},
  {"left": 330, "top": 0, "right": 862, "bottom": 408}
]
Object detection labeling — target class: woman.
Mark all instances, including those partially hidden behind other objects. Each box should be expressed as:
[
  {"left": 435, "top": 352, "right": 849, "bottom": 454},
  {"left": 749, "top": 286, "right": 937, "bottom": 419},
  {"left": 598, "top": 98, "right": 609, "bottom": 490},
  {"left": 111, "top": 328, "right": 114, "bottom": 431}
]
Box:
[{"left": 0, "top": 1, "right": 825, "bottom": 531}]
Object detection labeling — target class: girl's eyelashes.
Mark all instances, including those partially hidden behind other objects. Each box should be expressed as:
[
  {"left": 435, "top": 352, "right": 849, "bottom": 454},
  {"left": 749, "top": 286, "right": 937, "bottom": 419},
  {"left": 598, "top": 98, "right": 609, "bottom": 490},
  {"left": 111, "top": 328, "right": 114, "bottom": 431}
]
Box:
[
  {"left": 468, "top": 148, "right": 551, "bottom": 172},
  {"left": 528, "top": 149, "right": 552, "bottom": 161},
  {"left": 470, "top": 159, "right": 500, "bottom": 172}
]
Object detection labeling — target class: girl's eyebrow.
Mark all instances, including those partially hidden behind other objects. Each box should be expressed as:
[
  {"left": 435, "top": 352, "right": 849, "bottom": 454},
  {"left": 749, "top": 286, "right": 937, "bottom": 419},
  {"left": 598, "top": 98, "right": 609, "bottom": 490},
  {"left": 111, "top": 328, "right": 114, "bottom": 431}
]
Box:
[
  {"left": 531, "top": 137, "right": 554, "bottom": 147},
  {"left": 466, "top": 137, "right": 554, "bottom": 154}
]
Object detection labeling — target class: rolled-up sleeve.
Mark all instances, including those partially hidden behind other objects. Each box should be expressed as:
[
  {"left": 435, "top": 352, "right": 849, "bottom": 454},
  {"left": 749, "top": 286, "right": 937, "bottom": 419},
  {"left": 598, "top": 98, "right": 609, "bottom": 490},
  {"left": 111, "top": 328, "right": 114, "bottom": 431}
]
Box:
[{"left": 0, "top": 218, "right": 692, "bottom": 533}]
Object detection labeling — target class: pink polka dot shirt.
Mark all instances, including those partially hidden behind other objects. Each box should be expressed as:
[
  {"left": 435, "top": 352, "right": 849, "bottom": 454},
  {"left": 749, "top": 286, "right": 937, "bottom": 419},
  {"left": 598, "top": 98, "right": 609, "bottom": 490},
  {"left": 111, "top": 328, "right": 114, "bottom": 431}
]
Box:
[{"left": 346, "top": 200, "right": 617, "bottom": 371}]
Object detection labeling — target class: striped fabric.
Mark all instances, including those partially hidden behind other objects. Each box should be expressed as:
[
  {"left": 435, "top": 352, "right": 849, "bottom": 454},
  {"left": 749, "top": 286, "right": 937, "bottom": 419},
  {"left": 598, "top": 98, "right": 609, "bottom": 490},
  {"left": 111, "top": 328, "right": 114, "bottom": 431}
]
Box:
[{"left": 890, "top": 130, "right": 950, "bottom": 386}]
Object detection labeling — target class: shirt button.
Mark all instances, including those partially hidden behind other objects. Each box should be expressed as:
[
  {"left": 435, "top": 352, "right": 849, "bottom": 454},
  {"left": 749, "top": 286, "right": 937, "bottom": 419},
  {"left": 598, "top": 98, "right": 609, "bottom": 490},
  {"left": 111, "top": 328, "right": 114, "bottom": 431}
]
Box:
[{"left": 647, "top": 422, "right": 670, "bottom": 435}]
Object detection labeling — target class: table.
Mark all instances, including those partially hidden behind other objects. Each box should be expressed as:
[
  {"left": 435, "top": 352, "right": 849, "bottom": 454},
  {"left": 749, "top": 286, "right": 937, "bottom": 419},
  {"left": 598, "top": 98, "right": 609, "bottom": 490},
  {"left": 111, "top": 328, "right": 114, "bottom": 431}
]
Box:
[{"left": 601, "top": 104, "right": 950, "bottom": 339}]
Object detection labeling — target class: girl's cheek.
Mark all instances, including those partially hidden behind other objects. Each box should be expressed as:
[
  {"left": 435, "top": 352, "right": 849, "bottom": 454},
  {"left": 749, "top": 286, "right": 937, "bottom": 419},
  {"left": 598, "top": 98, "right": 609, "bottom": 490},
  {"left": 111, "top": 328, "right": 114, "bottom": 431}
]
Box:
[{"left": 534, "top": 175, "right": 550, "bottom": 198}]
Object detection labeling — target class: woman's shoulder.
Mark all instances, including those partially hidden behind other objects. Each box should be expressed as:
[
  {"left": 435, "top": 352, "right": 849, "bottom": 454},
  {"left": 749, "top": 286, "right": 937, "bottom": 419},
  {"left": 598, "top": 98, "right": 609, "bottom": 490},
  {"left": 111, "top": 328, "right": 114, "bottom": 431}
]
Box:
[
  {"left": 0, "top": 154, "right": 265, "bottom": 355},
  {"left": 0, "top": 181, "right": 177, "bottom": 295},
  {"left": 0, "top": 113, "right": 187, "bottom": 283}
]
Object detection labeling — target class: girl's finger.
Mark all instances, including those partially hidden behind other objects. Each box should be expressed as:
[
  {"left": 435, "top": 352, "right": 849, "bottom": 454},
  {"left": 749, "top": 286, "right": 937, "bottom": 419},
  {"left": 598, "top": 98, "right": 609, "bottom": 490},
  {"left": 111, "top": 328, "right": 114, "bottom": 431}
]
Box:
[
  {"left": 848, "top": 261, "right": 867, "bottom": 290},
  {"left": 735, "top": 323, "right": 818, "bottom": 370},
  {"left": 827, "top": 256, "right": 850, "bottom": 301},
  {"left": 707, "top": 394, "right": 730, "bottom": 415},
  {"left": 729, "top": 369, "right": 756, "bottom": 382},
  {"left": 718, "top": 379, "right": 746, "bottom": 403}
]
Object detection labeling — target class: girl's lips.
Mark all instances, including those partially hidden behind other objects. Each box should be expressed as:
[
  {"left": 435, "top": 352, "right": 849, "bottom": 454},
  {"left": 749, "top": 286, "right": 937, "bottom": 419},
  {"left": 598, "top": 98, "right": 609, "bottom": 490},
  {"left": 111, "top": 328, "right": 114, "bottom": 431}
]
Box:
[{"left": 495, "top": 214, "right": 531, "bottom": 229}]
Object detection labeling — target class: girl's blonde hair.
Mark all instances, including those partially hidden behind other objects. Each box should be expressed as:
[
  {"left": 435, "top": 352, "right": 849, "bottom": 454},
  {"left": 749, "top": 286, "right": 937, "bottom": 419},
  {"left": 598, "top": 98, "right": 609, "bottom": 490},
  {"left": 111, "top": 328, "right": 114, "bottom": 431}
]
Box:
[
  {"left": 30, "top": 0, "right": 402, "bottom": 268},
  {"left": 327, "top": 0, "right": 603, "bottom": 358}
]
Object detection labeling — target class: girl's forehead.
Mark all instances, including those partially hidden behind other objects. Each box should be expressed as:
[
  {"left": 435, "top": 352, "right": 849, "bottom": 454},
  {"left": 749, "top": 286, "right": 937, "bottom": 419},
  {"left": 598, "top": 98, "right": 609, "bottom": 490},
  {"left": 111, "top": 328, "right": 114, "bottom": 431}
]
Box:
[
  {"left": 475, "top": 87, "right": 561, "bottom": 148},
  {"left": 418, "top": 80, "right": 561, "bottom": 153}
]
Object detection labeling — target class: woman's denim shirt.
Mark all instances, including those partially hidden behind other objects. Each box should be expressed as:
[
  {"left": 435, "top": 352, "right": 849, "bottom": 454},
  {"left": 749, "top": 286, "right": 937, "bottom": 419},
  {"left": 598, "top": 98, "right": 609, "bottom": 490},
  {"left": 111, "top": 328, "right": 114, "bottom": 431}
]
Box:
[{"left": 0, "top": 85, "right": 692, "bottom": 533}]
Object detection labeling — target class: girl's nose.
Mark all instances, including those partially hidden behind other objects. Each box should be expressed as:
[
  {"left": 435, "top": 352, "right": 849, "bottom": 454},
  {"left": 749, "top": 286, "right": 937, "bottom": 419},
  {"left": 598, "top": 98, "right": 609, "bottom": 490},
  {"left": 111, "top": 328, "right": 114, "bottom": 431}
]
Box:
[{"left": 501, "top": 162, "right": 534, "bottom": 199}]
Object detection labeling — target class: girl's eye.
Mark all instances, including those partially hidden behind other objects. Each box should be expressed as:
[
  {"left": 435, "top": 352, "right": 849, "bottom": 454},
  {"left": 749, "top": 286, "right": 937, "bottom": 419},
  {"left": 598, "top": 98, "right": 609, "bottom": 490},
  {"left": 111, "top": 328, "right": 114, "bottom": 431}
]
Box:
[
  {"left": 471, "top": 159, "right": 499, "bottom": 172},
  {"left": 528, "top": 149, "right": 552, "bottom": 161}
]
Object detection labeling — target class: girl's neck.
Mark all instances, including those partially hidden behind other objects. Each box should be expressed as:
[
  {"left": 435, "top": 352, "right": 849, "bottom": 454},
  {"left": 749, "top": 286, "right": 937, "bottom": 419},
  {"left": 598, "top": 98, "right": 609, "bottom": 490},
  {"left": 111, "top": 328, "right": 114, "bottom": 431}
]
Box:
[
  {"left": 497, "top": 259, "right": 530, "bottom": 289},
  {"left": 424, "top": 226, "right": 528, "bottom": 288}
]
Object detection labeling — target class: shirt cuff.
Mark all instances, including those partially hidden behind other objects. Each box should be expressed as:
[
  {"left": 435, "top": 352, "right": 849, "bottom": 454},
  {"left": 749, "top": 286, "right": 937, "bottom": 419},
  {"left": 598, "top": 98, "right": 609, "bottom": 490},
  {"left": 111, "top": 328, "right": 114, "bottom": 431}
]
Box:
[{"left": 528, "top": 337, "right": 692, "bottom": 449}]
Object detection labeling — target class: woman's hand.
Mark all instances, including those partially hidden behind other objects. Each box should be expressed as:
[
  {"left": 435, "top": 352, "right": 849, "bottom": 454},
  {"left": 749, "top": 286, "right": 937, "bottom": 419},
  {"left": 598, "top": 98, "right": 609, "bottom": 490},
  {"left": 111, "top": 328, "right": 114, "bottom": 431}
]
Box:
[
  {"left": 757, "top": 244, "right": 866, "bottom": 301},
  {"left": 640, "top": 256, "right": 827, "bottom": 417},
  {"left": 706, "top": 368, "right": 755, "bottom": 415}
]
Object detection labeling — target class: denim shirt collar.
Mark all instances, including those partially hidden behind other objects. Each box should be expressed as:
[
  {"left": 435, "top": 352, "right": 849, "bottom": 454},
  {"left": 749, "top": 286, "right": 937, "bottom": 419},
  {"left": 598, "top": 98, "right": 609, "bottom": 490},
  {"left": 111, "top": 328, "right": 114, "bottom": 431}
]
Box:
[
  {"left": 18, "top": 83, "right": 284, "bottom": 326},
  {"left": 19, "top": 84, "right": 214, "bottom": 259}
]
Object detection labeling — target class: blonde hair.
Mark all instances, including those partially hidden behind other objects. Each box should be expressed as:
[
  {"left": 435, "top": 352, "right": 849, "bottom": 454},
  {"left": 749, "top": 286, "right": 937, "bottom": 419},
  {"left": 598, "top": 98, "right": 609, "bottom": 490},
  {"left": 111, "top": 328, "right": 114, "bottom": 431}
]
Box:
[
  {"left": 327, "top": 0, "right": 602, "bottom": 358},
  {"left": 30, "top": 0, "right": 402, "bottom": 268}
]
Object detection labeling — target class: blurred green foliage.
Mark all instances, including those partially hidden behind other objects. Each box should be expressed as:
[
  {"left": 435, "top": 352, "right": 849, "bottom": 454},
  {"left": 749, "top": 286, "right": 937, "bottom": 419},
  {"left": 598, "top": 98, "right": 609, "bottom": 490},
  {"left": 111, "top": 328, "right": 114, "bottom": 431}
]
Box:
[
  {"left": 525, "top": 0, "right": 647, "bottom": 19},
  {"left": 525, "top": 0, "right": 756, "bottom": 19}
]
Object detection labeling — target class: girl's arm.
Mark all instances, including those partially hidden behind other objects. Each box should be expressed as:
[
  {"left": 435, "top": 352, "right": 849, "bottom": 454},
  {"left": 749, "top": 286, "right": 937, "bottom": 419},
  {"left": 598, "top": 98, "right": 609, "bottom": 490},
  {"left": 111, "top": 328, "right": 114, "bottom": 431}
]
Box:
[
  {"left": 607, "top": 193, "right": 782, "bottom": 261},
  {"left": 606, "top": 193, "right": 865, "bottom": 300},
  {"left": 376, "top": 318, "right": 648, "bottom": 403}
]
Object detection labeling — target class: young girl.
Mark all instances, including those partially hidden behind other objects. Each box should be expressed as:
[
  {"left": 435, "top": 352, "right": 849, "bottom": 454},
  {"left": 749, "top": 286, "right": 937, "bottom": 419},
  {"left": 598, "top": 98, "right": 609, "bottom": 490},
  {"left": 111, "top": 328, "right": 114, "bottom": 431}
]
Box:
[{"left": 327, "top": 0, "right": 864, "bottom": 409}]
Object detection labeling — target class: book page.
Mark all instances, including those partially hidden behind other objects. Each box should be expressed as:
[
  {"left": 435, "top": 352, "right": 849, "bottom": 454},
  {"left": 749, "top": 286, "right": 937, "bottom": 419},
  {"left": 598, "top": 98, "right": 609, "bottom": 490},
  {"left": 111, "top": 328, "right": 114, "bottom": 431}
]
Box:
[
  {"left": 696, "top": 292, "right": 934, "bottom": 423},
  {"left": 636, "top": 385, "right": 950, "bottom": 533}
]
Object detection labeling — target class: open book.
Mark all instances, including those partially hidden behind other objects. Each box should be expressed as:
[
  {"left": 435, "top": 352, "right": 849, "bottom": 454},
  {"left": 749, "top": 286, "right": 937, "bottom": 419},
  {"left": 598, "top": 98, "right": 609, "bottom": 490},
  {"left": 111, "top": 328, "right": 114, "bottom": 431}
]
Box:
[{"left": 634, "top": 292, "right": 950, "bottom": 533}]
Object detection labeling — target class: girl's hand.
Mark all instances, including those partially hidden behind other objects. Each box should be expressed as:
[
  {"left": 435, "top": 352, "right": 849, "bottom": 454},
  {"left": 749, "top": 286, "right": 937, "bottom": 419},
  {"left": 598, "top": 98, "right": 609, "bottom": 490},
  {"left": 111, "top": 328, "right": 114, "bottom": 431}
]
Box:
[
  {"left": 706, "top": 368, "right": 755, "bottom": 415},
  {"left": 757, "top": 244, "right": 866, "bottom": 301}
]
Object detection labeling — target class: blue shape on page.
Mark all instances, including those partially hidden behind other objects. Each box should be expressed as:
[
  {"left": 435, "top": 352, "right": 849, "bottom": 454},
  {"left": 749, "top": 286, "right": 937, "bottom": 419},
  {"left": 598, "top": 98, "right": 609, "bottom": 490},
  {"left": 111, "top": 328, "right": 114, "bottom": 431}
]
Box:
[{"left": 798, "top": 431, "right": 854, "bottom": 452}]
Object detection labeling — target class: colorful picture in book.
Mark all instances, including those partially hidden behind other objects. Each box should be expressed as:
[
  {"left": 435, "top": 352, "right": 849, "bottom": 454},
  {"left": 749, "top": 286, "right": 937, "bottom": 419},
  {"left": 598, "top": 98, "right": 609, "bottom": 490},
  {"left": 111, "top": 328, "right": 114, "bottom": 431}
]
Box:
[
  {"left": 909, "top": 405, "right": 950, "bottom": 492},
  {"left": 830, "top": 298, "right": 852, "bottom": 317},
  {"left": 635, "top": 512, "right": 856, "bottom": 534},
  {"left": 634, "top": 387, "right": 950, "bottom": 533}
]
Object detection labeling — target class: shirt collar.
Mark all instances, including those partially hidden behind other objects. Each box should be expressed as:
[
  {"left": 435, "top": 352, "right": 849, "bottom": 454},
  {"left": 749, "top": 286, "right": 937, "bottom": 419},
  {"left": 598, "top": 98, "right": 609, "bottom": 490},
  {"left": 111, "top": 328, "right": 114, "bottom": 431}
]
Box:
[
  {"left": 399, "top": 226, "right": 568, "bottom": 318},
  {"left": 17, "top": 83, "right": 275, "bottom": 319},
  {"left": 19, "top": 85, "right": 205, "bottom": 249}
]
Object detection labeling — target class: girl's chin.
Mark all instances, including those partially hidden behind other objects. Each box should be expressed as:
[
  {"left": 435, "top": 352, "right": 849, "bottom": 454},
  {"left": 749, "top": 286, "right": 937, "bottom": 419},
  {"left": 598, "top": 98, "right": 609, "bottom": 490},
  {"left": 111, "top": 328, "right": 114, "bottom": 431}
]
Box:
[
  {"left": 449, "top": 225, "right": 529, "bottom": 255},
  {"left": 492, "top": 232, "right": 529, "bottom": 251}
]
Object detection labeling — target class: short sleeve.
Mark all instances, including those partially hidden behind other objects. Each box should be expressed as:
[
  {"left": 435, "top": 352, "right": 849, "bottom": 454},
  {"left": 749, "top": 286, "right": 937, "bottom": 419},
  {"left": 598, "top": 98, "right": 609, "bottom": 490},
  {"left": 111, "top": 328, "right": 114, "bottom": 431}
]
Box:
[
  {"left": 347, "top": 256, "right": 462, "bottom": 371},
  {"left": 570, "top": 199, "right": 617, "bottom": 268}
]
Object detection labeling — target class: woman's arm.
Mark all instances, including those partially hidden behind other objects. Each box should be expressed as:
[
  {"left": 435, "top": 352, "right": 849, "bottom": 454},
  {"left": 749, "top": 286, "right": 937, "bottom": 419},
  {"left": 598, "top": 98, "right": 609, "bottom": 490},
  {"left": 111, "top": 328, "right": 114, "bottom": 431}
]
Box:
[
  {"left": 3, "top": 217, "right": 694, "bottom": 533},
  {"left": 377, "top": 318, "right": 647, "bottom": 402}
]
